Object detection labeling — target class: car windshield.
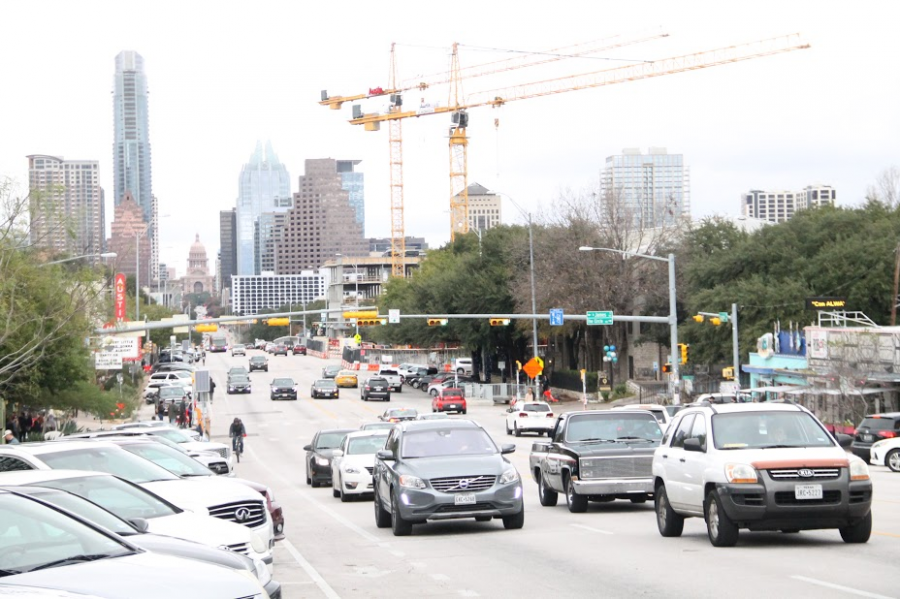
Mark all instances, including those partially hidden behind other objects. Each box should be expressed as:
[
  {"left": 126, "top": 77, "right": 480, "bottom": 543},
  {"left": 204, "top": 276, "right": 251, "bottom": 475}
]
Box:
[
  {"left": 230, "top": 375, "right": 250, "bottom": 383},
  {"left": 147, "top": 429, "right": 192, "bottom": 444},
  {"left": 442, "top": 390, "right": 463, "bottom": 397},
  {"left": 368, "top": 378, "right": 387, "bottom": 385},
  {"left": 233, "top": 345, "right": 244, "bottom": 349},
  {"left": 119, "top": 444, "right": 213, "bottom": 477},
  {"left": 0, "top": 493, "right": 133, "bottom": 573},
  {"left": 250, "top": 357, "right": 266, "bottom": 363},
  {"left": 858, "top": 417, "right": 899, "bottom": 432},
  {"left": 523, "top": 403, "right": 550, "bottom": 412},
  {"left": 316, "top": 432, "right": 349, "bottom": 449},
  {"left": 273, "top": 378, "right": 295, "bottom": 387},
  {"left": 665, "top": 406, "right": 683, "bottom": 418},
  {"left": 338, "top": 371, "right": 356, "bottom": 377},
  {"left": 418, "top": 413, "right": 449, "bottom": 420},
  {"left": 229, "top": 368, "right": 248, "bottom": 375},
  {"left": 565, "top": 413, "right": 663, "bottom": 443},
  {"left": 38, "top": 447, "right": 180, "bottom": 483},
  {"left": 325, "top": 366, "right": 340, "bottom": 373},
  {"left": 389, "top": 409, "right": 417, "bottom": 418},
  {"left": 401, "top": 428, "right": 497, "bottom": 458},
  {"left": 24, "top": 488, "right": 136, "bottom": 536},
  {"left": 316, "top": 380, "right": 337, "bottom": 388},
  {"left": 712, "top": 411, "right": 835, "bottom": 449},
  {"left": 347, "top": 436, "right": 388, "bottom": 455},
  {"left": 361, "top": 423, "right": 394, "bottom": 430},
  {"left": 158, "top": 388, "right": 185, "bottom": 399},
  {"left": 39, "top": 475, "right": 180, "bottom": 520}
]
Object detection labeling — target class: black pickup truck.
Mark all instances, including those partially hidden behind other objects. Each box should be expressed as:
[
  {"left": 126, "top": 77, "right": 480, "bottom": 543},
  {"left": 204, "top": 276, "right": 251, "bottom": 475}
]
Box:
[{"left": 529, "top": 410, "right": 664, "bottom": 513}]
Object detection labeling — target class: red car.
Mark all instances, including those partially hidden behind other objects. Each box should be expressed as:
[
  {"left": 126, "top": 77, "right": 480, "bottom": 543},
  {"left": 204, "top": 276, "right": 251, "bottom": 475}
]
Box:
[
  {"left": 432, "top": 388, "right": 467, "bottom": 414},
  {"left": 292, "top": 344, "right": 307, "bottom": 355}
]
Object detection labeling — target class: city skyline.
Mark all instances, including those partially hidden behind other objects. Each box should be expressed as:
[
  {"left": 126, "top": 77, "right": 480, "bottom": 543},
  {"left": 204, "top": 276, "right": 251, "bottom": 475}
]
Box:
[{"left": 1, "top": 1, "right": 898, "bottom": 273}]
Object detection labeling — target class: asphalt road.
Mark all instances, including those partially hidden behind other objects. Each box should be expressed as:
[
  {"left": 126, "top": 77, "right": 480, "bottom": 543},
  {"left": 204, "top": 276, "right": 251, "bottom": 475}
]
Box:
[{"left": 203, "top": 349, "right": 900, "bottom": 599}]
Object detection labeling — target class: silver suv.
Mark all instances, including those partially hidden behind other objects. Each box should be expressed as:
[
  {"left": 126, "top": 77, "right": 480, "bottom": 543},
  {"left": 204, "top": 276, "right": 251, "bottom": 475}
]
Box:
[
  {"left": 373, "top": 420, "right": 524, "bottom": 536},
  {"left": 652, "top": 402, "right": 872, "bottom": 547}
]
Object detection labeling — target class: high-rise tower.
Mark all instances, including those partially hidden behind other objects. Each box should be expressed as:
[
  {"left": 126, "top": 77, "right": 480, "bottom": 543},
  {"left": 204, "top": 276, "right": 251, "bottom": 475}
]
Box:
[
  {"left": 236, "top": 141, "right": 291, "bottom": 275},
  {"left": 112, "top": 51, "right": 157, "bottom": 279},
  {"left": 600, "top": 148, "right": 691, "bottom": 229}
]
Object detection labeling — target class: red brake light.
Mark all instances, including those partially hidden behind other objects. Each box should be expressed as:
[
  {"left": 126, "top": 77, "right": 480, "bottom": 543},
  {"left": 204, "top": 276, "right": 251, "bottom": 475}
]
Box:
[
  {"left": 365, "top": 385, "right": 371, "bottom": 390},
  {"left": 518, "top": 413, "right": 528, "bottom": 418},
  {"left": 877, "top": 430, "right": 897, "bottom": 438},
  {"left": 546, "top": 413, "right": 554, "bottom": 418}
]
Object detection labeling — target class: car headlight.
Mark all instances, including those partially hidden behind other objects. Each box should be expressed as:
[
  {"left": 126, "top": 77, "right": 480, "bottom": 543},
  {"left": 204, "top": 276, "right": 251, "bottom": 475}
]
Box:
[
  {"left": 252, "top": 557, "right": 272, "bottom": 586},
  {"left": 871, "top": 439, "right": 888, "bottom": 449},
  {"left": 724, "top": 463, "right": 758, "bottom": 484},
  {"left": 249, "top": 532, "right": 266, "bottom": 554},
  {"left": 343, "top": 464, "right": 360, "bottom": 474},
  {"left": 399, "top": 474, "right": 426, "bottom": 489},
  {"left": 850, "top": 458, "right": 870, "bottom": 481},
  {"left": 315, "top": 457, "right": 330, "bottom": 466},
  {"left": 499, "top": 468, "right": 520, "bottom": 484}
]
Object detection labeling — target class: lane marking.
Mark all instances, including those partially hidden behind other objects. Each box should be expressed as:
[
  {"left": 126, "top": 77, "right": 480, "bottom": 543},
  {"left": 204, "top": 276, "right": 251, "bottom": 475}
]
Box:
[
  {"left": 790, "top": 576, "right": 894, "bottom": 599},
  {"left": 305, "top": 398, "right": 339, "bottom": 420},
  {"left": 283, "top": 538, "right": 341, "bottom": 599},
  {"left": 873, "top": 531, "right": 900, "bottom": 538},
  {"left": 571, "top": 523, "right": 614, "bottom": 535}
]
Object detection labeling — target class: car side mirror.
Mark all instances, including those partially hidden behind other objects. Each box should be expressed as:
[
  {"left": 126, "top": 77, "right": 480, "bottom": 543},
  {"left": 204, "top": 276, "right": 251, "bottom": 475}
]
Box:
[
  {"left": 303, "top": 444, "right": 312, "bottom": 452},
  {"left": 332, "top": 449, "right": 344, "bottom": 458},
  {"left": 129, "top": 517, "right": 150, "bottom": 533},
  {"left": 376, "top": 449, "right": 395, "bottom": 461},
  {"left": 500, "top": 444, "right": 516, "bottom": 455},
  {"left": 684, "top": 438, "right": 705, "bottom": 453},
  {"left": 836, "top": 433, "right": 853, "bottom": 448}
]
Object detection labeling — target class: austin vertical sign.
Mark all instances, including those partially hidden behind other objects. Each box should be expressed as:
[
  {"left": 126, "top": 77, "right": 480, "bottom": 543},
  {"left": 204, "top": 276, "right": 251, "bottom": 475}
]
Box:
[{"left": 114, "top": 273, "right": 126, "bottom": 322}]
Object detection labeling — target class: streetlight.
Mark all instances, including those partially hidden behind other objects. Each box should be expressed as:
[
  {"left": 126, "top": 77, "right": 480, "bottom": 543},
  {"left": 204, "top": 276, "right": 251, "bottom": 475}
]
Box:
[
  {"left": 579, "top": 246, "right": 681, "bottom": 404},
  {"left": 40, "top": 252, "right": 117, "bottom": 266}
]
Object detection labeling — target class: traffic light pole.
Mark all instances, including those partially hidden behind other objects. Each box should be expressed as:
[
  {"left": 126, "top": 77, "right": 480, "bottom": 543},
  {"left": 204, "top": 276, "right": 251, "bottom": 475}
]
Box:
[{"left": 731, "top": 303, "right": 740, "bottom": 387}]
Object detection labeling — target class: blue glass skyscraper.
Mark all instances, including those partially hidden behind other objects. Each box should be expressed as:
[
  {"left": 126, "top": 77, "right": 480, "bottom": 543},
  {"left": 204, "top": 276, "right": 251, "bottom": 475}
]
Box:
[{"left": 337, "top": 160, "right": 364, "bottom": 230}]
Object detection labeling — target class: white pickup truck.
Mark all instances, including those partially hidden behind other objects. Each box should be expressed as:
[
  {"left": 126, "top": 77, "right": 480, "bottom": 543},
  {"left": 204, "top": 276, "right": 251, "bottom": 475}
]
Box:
[{"left": 377, "top": 368, "right": 403, "bottom": 392}]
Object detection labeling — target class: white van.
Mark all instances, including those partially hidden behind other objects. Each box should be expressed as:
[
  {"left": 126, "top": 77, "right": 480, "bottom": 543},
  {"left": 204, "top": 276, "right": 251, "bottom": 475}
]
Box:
[{"left": 454, "top": 358, "right": 473, "bottom": 375}]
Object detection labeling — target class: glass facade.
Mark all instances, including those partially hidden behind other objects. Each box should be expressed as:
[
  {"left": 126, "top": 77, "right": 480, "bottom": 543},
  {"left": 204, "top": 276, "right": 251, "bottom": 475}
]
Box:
[
  {"left": 600, "top": 148, "right": 690, "bottom": 228},
  {"left": 236, "top": 141, "right": 291, "bottom": 275},
  {"left": 112, "top": 51, "right": 152, "bottom": 219},
  {"left": 337, "top": 160, "right": 364, "bottom": 231}
]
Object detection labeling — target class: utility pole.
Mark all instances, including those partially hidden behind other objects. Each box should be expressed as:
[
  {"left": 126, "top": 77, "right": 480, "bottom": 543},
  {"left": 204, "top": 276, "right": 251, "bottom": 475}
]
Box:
[{"left": 892, "top": 243, "right": 900, "bottom": 326}]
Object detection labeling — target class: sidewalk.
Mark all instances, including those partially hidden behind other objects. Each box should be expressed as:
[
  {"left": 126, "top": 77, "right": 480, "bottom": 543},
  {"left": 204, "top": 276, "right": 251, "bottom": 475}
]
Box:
[{"left": 69, "top": 400, "right": 157, "bottom": 433}]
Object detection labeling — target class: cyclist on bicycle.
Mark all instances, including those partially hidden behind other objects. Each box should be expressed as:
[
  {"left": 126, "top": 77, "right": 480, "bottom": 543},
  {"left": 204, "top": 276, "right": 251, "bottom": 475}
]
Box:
[{"left": 229, "top": 417, "right": 246, "bottom": 453}]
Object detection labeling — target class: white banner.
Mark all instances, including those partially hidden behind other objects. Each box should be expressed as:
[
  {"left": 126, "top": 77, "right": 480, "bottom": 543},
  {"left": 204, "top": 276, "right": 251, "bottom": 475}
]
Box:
[
  {"left": 95, "top": 353, "right": 123, "bottom": 370},
  {"left": 808, "top": 329, "right": 828, "bottom": 359},
  {"left": 99, "top": 336, "right": 140, "bottom": 359}
]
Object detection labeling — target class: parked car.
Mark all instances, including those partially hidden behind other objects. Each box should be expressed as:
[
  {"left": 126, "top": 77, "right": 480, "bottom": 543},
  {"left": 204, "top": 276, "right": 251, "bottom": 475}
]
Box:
[
  {"left": 322, "top": 365, "right": 342, "bottom": 379},
  {"left": 231, "top": 344, "right": 246, "bottom": 357},
  {"left": 612, "top": 403, "right": 676, "bottom": 430},
  {"left": 506, "top": 401, "right": 556, "bottom": 436},
  {"left": 157, "top": 386, "right": 190, "bottom": 414},
  {"left": 870, "top": 435, "right": 900, "bottom": 472},
  {"left": 432, "top": 388, "right": 467, "bottom": 414},
  {"left": 272, "top": 344, "right": 289, "bottom": 356},
  {"left": 361, "top": 377, "right": 391, "bottom": 401},
  {"left": 373, "top": 419, "right": 524, "bottom": 536},
  {"left": 264, "top": 342, "right": 275, "bottom": 353},
  {"left": 304, "top": 428, "right": 356, "bottom": 487},
  {"left": 0, "top": 488, "right": 269, "bottom": 598},
  {"left": 331, "top": 430, "right": 390, "bottom": 501},
  {"left": 269, "top": 377, "right": 298, "bottom": 401},
  {"left": 851, "top": 412, "right": 900, "bottom": 461},
  {"left": 292, "top": 343, "right": 307, "bottom": 355},
  {"left": 226, "top": 374, "right": 252, "bottom": 394},
  {"left": 454, "top": 357, "right": 474, "bottom": 375},
  {"left": 149, "top": 370, "right": 193, "bottom": 387},
  {"left": 249, "top": 355, "right": 269, "bottom": 372},
  {"left": 335, "top": 370, "right": 359, "bottom": 388},
  {"left": 379, "top": 408, "right": 418, "bottom": 423},
  {"left": 311, "top": 379, "right": 339, "bottom": 399},
  {"left": 652, "top": 402, "right": 870, "bottom": 547},
  {"left": 428, "top": 377, "right": 473, "bottom": 396},
  {"left": 405, "top": 366, "right": 438, "bottom": 387},
  {"left": 152, "top": 363, "right": 195, "bottom": 375},
  {"left": 143, "top": 380, "right": 180, "bottom": 404}
]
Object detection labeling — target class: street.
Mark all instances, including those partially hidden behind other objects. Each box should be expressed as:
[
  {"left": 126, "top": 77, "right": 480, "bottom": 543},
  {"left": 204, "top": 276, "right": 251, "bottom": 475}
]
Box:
[{"left": 204, "top": 350, "right": 900, "bottom": 599}]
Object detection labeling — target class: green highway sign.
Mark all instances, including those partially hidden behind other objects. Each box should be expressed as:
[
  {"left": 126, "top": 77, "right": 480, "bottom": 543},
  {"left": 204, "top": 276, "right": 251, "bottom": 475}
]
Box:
[{"left": 586, "top": 310, "right": 614, "bottom": 326}]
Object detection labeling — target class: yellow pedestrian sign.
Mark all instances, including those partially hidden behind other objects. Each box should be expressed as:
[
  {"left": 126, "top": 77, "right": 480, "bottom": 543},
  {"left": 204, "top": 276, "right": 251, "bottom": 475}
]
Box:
[{"left": 354, "top": 333, "right": 362, "bottom": 344}]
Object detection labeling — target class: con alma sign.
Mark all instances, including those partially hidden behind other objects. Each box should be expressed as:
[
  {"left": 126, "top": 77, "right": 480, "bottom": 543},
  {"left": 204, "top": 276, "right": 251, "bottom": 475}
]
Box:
[{"left": 805, "top": 296, "right": 847, "bottom": 310}]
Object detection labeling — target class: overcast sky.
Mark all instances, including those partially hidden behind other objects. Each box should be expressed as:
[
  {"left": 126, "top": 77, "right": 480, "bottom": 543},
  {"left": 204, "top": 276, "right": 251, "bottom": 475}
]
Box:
[{"left": 2, "top": 1, "right": 898, "bottom": 277}]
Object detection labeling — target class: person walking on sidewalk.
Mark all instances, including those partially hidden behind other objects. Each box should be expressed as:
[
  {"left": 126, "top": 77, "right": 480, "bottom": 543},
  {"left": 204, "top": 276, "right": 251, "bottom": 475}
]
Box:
[{"left": 156, "top": 400, "right": 166, "bottom": 421}]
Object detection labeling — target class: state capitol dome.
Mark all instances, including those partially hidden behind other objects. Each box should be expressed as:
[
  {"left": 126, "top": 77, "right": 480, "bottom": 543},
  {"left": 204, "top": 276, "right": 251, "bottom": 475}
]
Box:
[{"left": 182, "top": 234, "right": 214, "bottom": 295}]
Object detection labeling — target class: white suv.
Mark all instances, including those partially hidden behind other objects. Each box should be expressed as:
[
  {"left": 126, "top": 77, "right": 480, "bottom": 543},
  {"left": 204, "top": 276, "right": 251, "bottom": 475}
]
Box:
[
  {"left": 652, "top": 402, "right": 872, "bottom": 547},
  {"left": 454, "top": 357, "right": 473, "bottom": 375}
]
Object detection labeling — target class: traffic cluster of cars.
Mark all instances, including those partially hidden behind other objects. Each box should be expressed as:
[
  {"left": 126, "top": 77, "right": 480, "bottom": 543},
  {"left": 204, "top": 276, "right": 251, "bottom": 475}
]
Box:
[{"left": 0, "top": 420, "right": 283, "bottom": 597}]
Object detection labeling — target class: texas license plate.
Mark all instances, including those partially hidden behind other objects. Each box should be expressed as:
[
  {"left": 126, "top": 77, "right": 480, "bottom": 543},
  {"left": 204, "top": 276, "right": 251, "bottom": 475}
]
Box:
[
  {"left": 454, "top": 493, "right": 476, "bottom": 505},
  {"left": 794, "top": 484, "right": 823, "bottom": 500},
  {"left": 863, "top": 434, "right": 873, "bottom": 441},
  {"left": 448, "top": 404, "right": 458, "bottom": 409}
]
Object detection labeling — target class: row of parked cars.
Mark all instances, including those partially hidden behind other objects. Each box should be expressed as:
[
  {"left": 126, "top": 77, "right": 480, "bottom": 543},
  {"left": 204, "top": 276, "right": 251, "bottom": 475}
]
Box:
[{"left": 0, "top": 420, "right": 283, "bottom": 597}]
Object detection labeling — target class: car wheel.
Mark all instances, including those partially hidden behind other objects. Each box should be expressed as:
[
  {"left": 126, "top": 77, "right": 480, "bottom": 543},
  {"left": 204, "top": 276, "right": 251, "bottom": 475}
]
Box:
[
  {"left": 502, "top": 508, "right": 524, "bottom": 530},
  {"left": 374, "top": 491, "right": 391, "bottom": 528},
  {"left": 475, "top": 515, "right": 492, "bottom": 522},
  {"left": 306, "top": 466, "right": 311, "bottom": 486},
  {"left": 514, "top": 423, "right": 521, "bottom": 437},
  {"left": 655, "top": 485, "right": 684, "bottom": 537},
  {"left": 340, "top": 476, "right": 351, "bottom": 503},
  {"left": 462, "top": 409, "right": 467, "bottom": 415},
  {"left": 430, "top": 390, "right": 438, "bottom": 396},
  {"left": 505, "top": 421, "right": 511, "bottom": 435},
  {"left": 887, "top": 449, "right": 900, "bottom": 472},
  {"left": 397, "top": 386, "right": 402, "bottom": 393},
  {"left": 391, "top": 492, "right": 413, "bottom": 536},
  {"left": 839, "top": 511, "right": 872, "bottom": 544},
  {"left": 537, "top": 471, "right": 558, "bottom": 507},
  {"left": 332, "top": 487, "right": 340, "bottom": 498},
  {"left": 311, "top": 464, "right": 321, "bottom": 488},
  {"left": 705, "top": 490, "right": 739, "bottom": 547},
  {"left": 565, "top": 474, "right": 587, "bottom": 513}
]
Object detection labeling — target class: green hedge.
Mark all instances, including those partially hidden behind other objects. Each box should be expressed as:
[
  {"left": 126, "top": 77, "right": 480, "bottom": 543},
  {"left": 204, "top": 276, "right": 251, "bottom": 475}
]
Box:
[{"left": 550, "top": 369, "right": 598, "bottom": 392}]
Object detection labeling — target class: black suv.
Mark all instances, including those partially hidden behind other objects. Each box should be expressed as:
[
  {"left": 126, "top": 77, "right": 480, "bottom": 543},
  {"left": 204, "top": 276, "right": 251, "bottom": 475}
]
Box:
[
  {"left": 362, "top": 377, "right": 391, "bottom": 402},
  {"left": 249, "top": 356, "right": 268, "bottom": 372},
  {"left": 851, "top": 413, "right": 900, "bottom": 460},
  {"left": 270, "top": 377, "right": 298, "bottom": 401}
]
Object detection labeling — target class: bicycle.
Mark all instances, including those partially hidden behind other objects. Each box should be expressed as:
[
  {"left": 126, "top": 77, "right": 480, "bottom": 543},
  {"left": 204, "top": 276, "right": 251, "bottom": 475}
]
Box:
[{"left": 232, "top": 435, "right": 245, "bottom": 463}]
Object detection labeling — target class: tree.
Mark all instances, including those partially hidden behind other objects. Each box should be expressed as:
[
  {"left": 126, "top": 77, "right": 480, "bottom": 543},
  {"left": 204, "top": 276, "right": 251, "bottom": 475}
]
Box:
[{"left": 866, "top": 166, "right": 900, "bottom": 209}]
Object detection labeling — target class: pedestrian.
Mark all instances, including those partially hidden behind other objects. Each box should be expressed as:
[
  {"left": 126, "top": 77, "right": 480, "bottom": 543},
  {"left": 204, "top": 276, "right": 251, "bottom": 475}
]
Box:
[
  {"left": 4, "top": 430, "right": 20, "bottom": 445},
  {"left": 156, "top": 400, "right": 166, "bottom": 421},
  {"left": 18, "top": 412, "right": 30, "bottom": 442},
  {"left": 44, "top": 411, "right": 57, "bottom": 432},
  {"left": 185, "top": 404, "right": 193, "bottom": 428},
  {"left": 209, "top": 379, "right": 216, "bottom": 403},
  {"left": 167, "top": 402, "right": 177, "bottom": 424},
  {"left": 177, "top": 401, "right": 186, "bottom": 428}
]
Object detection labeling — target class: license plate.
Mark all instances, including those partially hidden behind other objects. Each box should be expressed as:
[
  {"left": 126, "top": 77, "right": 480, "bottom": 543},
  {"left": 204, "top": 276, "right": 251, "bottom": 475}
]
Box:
[
  {"left": 449, "top": 404, "right": 458, "bottom": 409},
  {"left": 795, "top": 484, "right": 823, "bottom": 500},
  {"left": 454, "top": 493, "right": 476, "bottom": 505},
  {"left": 374, "top": 387, "right": 383, "bottom": 391},
  {"left": 863, "top": 434, "right": 873, "bottom": 441}
]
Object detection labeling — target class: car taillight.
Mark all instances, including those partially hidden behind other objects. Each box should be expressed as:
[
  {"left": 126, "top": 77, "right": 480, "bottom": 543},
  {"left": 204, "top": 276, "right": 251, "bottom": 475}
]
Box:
[
  {"left": 546, "top": 413, "right": 554, "bottom": 418},
  {"left": 877, "top": 430, "right": 897, "bottom": 438},
  {"left": 518, "top": 413, "right": 529, "bottom": 418},
  {"left": 365, "top": 385, "right": 371, "bottom": 390}
]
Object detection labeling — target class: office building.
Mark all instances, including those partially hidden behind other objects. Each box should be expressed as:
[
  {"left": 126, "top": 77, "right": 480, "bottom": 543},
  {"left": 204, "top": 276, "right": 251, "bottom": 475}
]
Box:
[
  {"left": 741, "top": 185, "right": 836, "bottom": 223},
  {"left": 276, "top": 158, "right": 367, "bottom": 274},
  {"left": 231, "top": 272, "right": 327, "bottom": 316},
  {"left": 257, "top": 211, "right": 288, "bottom": 273},
  {"left": 107, "top": 191, "right": 151, "bottom": 286},
  {"left": 337, "top": 160, "right": 365, "bottom": 231},
  {"left": 27, "top": 155, "right": 103, "bottom": 257},
  {"left": 368, "top": 236, "right": 428, "bottom": 254},
  {"left": 112, "top": 50, "right": 157, "bottom": 280},
  {"left": 219, "top": 208, "right": 237, "bottom": 291},
  {"left": 461, "top": 183, "right": 502, "bottom": 231},
  {"left": 236, "top": 141, "right": 291, "bottom": 276},
  {"left": 600, "top": 148, "right": 691, "bottom": 228}
]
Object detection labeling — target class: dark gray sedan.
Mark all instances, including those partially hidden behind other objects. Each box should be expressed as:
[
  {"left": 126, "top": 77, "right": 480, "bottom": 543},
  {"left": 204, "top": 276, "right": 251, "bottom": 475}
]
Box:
[
  {"left": 373, "top": 420, "right": 524, "bottom": 536},
  {"left": 226, "top": 374, "right": 251, "bottom": 394}
]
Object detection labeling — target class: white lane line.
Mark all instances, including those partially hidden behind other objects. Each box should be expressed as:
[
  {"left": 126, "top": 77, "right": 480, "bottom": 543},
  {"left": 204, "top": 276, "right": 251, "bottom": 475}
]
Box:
[
  {"left": 283, "top": 538, "right": 341, "bottom": 599},
  {"left": 570, "top": 523, "right": 614, "bottom": 535},
  {"left": 791, "top": 576, "right": 894, "bottom": 599}
]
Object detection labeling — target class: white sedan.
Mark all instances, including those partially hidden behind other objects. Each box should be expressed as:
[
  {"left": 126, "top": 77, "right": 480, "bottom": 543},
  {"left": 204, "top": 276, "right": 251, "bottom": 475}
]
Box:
[
  {"left": 331, "top": 430, "right": 390, "bottom": 502},
  {"left": 505, "top": 401, "right": 557, "bottom": 437},
  {"left": 870, "top": 437, "right": 900, "bottom": 472}
]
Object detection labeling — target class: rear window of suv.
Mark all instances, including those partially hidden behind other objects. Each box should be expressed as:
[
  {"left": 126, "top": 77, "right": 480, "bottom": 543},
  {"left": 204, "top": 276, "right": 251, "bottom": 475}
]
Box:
[{"left": 858, "top": 416, "right": 900, "bottom": 432}]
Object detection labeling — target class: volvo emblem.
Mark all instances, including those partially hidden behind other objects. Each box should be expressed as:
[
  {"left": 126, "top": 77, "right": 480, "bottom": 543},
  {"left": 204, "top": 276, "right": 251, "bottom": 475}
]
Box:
[
  {"left": 798, "top": 469, "right": 814, "bottom": 478},
  {"left": 458, "top": 479, "right": 470, "bottom": 489},
  {"left": 234, "top": 507, "right": 252, "bottom": 522}
]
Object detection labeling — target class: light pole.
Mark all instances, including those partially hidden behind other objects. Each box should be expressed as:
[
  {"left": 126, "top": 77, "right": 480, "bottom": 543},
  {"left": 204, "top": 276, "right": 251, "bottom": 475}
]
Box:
[
  {"left": 579, "top": 246, "right": 681, "bottom": 404},
  {"left": 39, "top": 252, "right": 117, "bottom": 266}
]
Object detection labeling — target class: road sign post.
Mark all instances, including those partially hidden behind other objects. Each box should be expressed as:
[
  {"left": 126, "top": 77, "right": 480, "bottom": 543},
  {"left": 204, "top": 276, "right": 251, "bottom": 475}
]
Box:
[
  {"left": 549, "top": 308, "right": 564, "bottom": 326},
  {"left": 586, "top": 311, "right": 614, "bottom": 326}
]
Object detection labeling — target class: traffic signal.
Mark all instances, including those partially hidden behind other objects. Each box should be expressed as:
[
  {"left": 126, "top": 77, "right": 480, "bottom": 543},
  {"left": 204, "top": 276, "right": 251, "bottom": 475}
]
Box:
[
  {"left": 343, "top": 310, "right": 378, "bottom": 319},
  {"left": 662, "top": 363, "right": 672, "bottom": 373},
  {"left": 266, "top": 318, "right": 290, "bottom": 326},
  {"left": 678, "top": 343, "right": 689, "bottom": 364},
  {"left": 710, "top": 317, "right": 722, "bottom": 326},
  {"left": 489, "top": 318, "right": 511, "bottom": 326},
  {"left": 692, "top": 315, "right": 704, "bottom": 323},
  {"left": 722, "top": 366, "right": 735, "bottom": 380},
  {"left": 194, "top": 323, "right": 218, "bottom": 333},
  {"left": 357, "top": 318, "right": 387, "bottom": 327},
  {"left": 427, "top": 318, "right": 448, "bottom": 326}
]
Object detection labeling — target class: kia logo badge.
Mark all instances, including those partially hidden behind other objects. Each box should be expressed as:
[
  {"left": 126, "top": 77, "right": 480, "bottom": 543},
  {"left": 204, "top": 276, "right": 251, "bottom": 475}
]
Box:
[
  {"left": 798, "top": 469, "right": 814, "bottom": 478},
  {"left": 234, "top": 507, "right": 252, "bottom": 522}
]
